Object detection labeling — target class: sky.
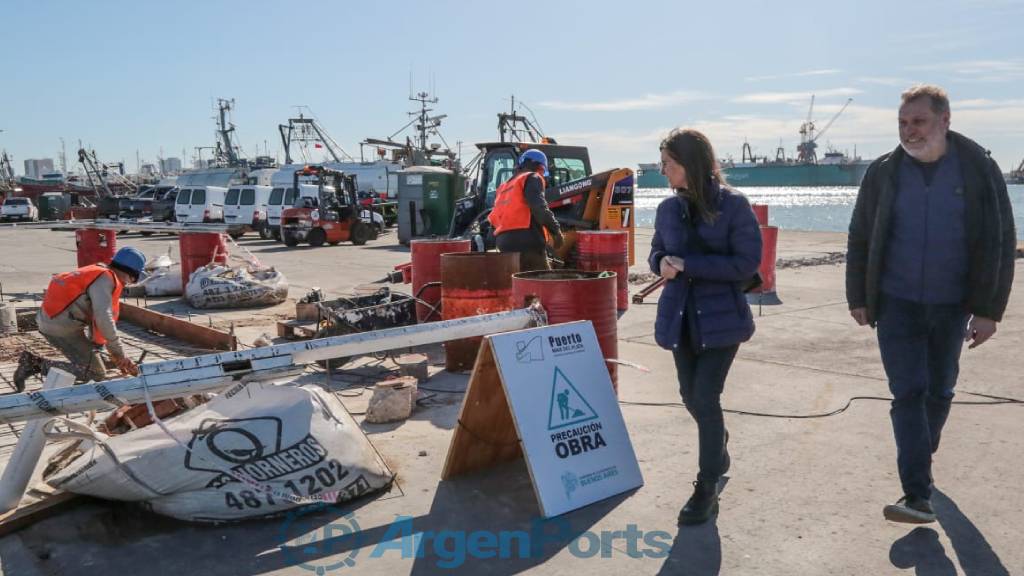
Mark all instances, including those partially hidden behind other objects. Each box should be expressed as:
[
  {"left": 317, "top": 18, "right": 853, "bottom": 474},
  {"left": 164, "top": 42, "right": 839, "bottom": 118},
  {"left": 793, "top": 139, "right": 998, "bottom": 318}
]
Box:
[{"left": 2, "top": 0, "right": 1023, "bottom": 177}]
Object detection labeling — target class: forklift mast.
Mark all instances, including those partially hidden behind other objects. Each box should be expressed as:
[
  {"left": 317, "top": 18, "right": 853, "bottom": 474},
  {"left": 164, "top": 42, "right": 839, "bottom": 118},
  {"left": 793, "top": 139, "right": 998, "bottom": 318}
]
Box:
[{"left": 292, "top": 165, "right": 359, "bottom": 209}]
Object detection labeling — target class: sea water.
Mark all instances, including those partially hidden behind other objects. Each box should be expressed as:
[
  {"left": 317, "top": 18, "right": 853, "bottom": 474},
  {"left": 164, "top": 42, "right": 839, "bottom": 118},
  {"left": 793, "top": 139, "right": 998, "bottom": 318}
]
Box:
[{"left": 635, "top": 185, "right": 1024, "bottom": 239}]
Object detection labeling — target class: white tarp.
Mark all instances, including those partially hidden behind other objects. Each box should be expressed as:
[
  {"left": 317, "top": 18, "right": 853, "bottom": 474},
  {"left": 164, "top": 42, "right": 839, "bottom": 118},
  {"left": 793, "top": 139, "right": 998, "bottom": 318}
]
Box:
[{"left": 46, "top": 382, "right": 393, "bottom": 522}]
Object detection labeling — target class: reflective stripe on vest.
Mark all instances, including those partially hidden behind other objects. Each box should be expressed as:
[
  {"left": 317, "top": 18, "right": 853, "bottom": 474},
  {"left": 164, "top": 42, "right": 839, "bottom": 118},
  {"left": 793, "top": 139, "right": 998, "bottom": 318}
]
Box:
[
  {"left": 488, "top": 171, "right": 547, "bottom": 236},
  {"left": 41, "top": 264, "right": 123, "bottom": 345}
]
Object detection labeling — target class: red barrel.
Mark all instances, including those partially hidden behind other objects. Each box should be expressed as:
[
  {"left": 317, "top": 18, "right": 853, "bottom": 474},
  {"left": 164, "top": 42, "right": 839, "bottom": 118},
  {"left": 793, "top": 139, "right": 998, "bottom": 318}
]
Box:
[
  {"left": 441, "top": 252, "right": 520, "bottom": 371},
  {"left": 75, "top": 229, "right": 116, "bottom": 267},
  {"left": 411, "top": 238, "right": 472, "bottom": 322},
  {"left": 577, "top": 230, "right": 630, "bottom": 311},
  {"left": 752, "top": 204, "right": 769, "bottom": 227},
  {"left": 179, "top": 232, "right": 229, "bottom": 291},
  {"left": 751, "top": 225, "right": 778, "bottom": 294},
  {"left": 512, "top": 270, "right": 619, "bottom": 392}
]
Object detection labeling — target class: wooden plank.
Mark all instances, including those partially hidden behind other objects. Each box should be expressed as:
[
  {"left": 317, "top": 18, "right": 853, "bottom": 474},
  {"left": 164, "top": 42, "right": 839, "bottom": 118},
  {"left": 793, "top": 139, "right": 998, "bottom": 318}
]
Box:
[
  {"left": 276, "top": 320, "right": 318, "bottom": 341},
  {"left": 0, "top": 489, "right": 79, "bottom": 538},
  {"left": 442, "top": 338, "right": 522, "bottom": 480},
  {"left": 120, "top": 303, "right": 237, "bottom": 351}
]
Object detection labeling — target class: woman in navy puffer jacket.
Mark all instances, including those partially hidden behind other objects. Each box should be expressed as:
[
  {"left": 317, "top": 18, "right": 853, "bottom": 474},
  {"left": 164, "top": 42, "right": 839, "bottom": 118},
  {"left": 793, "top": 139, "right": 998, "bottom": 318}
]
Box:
[{"left": 649, "top": 129, "right": 762, "bottom": 525}]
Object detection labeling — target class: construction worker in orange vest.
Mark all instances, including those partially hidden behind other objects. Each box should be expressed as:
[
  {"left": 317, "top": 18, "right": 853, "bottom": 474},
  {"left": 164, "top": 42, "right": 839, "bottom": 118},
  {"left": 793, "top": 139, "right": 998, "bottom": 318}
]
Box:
[
  {"left": 15, "top": 247, "right": 147, "bottom": 390},
  {"left": 489, "top": 149, "right": 564, "bottom": 271}
]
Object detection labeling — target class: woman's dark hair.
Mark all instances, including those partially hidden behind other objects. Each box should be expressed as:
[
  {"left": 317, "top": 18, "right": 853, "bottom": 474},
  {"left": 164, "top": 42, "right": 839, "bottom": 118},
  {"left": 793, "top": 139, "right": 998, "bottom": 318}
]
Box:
[{"left": 660, "top": 128, "right": 727, "bottom": 223}]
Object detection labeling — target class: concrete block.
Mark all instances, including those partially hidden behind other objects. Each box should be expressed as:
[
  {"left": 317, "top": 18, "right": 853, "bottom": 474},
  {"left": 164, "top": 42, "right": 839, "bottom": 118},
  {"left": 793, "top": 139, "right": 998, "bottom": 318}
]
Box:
[
  {"left": 364, "top": 376, "right": 418, "bottom": 424},
  {"left": 395, "top": 353, "right": 429, "bottom": 382}
]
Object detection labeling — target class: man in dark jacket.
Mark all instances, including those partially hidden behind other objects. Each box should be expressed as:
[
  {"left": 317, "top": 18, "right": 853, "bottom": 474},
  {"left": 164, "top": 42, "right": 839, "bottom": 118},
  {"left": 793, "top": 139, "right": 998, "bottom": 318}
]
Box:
[{"left": 846, "top": 85, "right": 1015, "bottom": 524}]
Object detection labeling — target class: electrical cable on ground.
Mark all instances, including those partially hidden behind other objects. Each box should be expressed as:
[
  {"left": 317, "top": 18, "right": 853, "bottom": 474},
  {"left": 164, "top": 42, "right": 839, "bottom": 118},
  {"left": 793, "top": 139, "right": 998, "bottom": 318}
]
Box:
[{"left": 619, "top": 390, "right": 1022, "bottom": 419}]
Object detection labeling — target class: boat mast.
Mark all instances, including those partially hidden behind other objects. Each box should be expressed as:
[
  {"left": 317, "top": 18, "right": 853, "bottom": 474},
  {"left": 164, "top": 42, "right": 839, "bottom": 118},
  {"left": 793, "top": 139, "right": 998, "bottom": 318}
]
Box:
[
  {"left": 277, "top": 110, "right": 353, "bottom": 165},
  {"left": 214, "top": 98, "right": 241, "bottom": 167},
  {"left": 497, "top": 95, "right": 545, "bottom": 144}
]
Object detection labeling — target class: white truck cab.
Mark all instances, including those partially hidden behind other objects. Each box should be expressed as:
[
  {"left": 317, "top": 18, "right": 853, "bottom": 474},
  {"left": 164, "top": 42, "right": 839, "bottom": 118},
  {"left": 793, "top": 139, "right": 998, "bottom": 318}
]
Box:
[{"left": 1, "top": 197, "right": 38, "bottom": 222}]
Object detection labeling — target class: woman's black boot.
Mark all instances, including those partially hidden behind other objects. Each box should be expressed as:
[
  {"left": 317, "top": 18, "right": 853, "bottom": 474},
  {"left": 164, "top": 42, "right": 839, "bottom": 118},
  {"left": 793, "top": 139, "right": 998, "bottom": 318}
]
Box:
[{"left": 678, "top": 479, "right": 719, "bottom": 525}]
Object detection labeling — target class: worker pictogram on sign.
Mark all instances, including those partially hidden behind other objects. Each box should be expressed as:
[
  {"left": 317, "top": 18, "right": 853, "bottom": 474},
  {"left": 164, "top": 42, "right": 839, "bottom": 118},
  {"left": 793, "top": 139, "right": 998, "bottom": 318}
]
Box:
[{"left": 547, "top": 367, "right": 597, "bottom": 431}]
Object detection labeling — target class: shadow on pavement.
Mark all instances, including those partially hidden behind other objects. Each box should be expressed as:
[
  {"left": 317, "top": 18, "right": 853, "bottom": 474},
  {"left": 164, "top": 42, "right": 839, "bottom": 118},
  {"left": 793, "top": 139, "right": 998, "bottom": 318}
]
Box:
[
  {"left": 889, "top": 527, "right": 957, "bottom": 575},
  {"left": 933, "top": 488, "right": 1010, "bottom": 576},
  {"left": 887, "top": 489, "right": 1009, "bottom": 575}
]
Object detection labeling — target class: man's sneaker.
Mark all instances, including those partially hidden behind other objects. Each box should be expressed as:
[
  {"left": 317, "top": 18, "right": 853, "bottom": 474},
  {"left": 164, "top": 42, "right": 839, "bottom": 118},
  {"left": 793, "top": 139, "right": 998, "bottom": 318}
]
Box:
[
  {"left": 883, "top": 495, "right": 936, "bottom": 524},
  {"left": 678, "top": 480, "right": 719, "bottom": 526}
]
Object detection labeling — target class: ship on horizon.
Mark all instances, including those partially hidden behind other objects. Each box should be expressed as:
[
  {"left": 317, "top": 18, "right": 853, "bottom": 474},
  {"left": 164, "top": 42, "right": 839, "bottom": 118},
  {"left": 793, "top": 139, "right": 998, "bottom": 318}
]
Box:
[{"left": 637, "top": 96, "right": 871, "bottom": 188}]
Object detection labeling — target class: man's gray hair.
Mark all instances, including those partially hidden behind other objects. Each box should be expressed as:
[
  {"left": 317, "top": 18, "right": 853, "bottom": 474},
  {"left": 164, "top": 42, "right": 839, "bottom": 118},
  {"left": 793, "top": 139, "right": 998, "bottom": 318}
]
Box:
[{"left": 901, "top": 84, "right": 950, "bottom": 116}]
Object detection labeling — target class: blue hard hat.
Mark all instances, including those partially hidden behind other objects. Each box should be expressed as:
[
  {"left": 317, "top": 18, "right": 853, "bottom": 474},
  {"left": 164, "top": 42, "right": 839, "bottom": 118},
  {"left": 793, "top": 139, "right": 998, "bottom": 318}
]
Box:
[
  {"left": 111, "top": 247, "right": 147, "bottom": 281},
  {"left": 518, "top": 149, "right": 550, "bottom": 177}
]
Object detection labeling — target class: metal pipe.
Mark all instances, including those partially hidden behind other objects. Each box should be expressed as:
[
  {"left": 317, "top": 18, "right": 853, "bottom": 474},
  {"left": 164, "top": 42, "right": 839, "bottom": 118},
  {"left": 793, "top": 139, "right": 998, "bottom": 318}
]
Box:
[
  {"left": 0, "top": 306, "right": 546, "bottom": 423},
  {"left": 631, "top": 277, "right": 666, "bottom": 304}
]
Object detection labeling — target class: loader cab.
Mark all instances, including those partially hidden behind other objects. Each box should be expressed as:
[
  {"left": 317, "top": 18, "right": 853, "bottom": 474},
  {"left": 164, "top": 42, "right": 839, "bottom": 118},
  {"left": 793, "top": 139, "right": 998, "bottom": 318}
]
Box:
[{"left": 475, "top": 143, "right": 591, "bottom": 209}]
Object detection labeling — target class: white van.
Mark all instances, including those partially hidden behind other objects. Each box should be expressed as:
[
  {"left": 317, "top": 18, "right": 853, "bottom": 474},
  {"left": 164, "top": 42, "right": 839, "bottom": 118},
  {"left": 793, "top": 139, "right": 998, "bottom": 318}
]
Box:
[
  {"left": 224, "top": 185, "right": 272, "bottom": 237},
  {"left": 175, "top": 186, "right": 227, "bottom": 223},
  {"left": 263, "top": 184, "right": 319, "bottom": 240}
]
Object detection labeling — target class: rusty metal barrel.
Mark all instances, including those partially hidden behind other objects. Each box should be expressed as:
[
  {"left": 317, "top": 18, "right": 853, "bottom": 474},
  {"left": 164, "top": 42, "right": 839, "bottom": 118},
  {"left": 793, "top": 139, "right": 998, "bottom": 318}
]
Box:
[
  {"left": 411, "top": 238, "right": 471, "bottom": 322},
  {"left": 512, "top": 270, "right": 619, "bottom": 392},
  {"left": 179, "top": 232, "right": 228, "bottom": 291},
  {"left": 576, "top": 230, "right": 630, "bottom": 311},
  {"left": 441, "top": 252, "right": 520, "bottom": 371},
  {"left": 75, "top": 229, "right": 116, "bottom": 267}
]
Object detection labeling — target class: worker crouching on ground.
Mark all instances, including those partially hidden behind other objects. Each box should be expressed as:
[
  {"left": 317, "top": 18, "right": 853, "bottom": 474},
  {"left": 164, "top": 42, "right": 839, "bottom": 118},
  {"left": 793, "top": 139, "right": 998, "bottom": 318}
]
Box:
[
  {"left": 489, "top": 149, "right": 565, "bottom": 271},
  {"left": 15, "top": 247, "right": 146, "bottom": 390}
]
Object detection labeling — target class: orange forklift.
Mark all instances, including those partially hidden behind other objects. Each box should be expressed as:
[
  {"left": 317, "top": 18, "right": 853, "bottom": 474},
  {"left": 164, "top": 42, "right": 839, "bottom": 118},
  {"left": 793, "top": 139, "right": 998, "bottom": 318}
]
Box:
[{"left": 280, "top": 165, "right": 378, "bottom": 247}]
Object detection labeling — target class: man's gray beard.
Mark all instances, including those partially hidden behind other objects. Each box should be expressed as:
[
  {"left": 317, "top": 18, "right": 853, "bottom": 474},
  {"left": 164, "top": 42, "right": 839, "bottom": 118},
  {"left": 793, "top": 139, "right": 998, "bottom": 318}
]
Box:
[{"left": 901, "top": 141, "right": 940, "bottom": 162}]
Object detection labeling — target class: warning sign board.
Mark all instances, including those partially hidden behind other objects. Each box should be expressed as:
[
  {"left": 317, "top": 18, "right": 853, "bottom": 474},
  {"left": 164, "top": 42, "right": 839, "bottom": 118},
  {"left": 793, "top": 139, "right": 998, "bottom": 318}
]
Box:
[{"left": 442, "top": 320, "right": 643, "bottom": 518}]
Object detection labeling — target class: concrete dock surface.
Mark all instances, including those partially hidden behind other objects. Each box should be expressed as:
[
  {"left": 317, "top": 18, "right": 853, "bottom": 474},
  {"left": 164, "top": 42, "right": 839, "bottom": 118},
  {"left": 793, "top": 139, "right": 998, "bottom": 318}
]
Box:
[{"left": 0, "top": 226, "right": 1020, "bottom": 575}]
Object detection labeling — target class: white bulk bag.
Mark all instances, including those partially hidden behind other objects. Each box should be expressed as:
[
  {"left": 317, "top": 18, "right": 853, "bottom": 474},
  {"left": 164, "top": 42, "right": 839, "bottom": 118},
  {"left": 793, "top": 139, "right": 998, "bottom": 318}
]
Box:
[
  {"left": 46, "top": 381, "right": 393, "bottom": 522},
  {"left": 185, "top": 264, "right": 288, "bottom": 309}
]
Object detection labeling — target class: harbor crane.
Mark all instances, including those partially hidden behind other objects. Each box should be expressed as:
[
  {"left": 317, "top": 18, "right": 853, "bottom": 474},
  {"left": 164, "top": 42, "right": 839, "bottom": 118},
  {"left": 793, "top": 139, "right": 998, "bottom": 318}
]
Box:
[
  {"left": 77, "top": 148, "right": 136, "bottom": 198},
  {"left": 797, "top": 96, "right": 853, "bottom": 163}
]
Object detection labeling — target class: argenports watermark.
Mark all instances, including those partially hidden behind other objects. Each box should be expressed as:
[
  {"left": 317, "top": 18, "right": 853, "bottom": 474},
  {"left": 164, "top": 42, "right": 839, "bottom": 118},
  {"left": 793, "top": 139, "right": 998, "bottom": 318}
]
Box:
[{"left": 280, "top": 508, "right": 673, "bottom": 572}]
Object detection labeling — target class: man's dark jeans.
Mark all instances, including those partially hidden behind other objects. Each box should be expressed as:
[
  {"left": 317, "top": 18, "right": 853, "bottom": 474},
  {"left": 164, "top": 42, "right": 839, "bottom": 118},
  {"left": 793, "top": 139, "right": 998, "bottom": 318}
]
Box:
[
  {"left": 876, "top": 293, "right": 969, "bottom": 500},
  {"left": 672, "top": 343, "right": 739, "bottom": 484}
]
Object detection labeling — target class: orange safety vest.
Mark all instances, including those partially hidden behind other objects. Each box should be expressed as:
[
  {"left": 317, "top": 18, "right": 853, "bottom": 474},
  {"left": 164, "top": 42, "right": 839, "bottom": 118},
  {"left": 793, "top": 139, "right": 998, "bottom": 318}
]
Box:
[
  {"left": 489, "top": 171, "right": 550, "bottom": 240},
  {"left": 41, "top": 264, "right": 123, "bottom": 346}
]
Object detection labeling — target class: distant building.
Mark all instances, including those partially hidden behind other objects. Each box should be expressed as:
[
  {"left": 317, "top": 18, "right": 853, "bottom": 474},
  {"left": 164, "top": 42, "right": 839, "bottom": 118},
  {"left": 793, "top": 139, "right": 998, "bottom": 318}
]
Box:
[
  {"left": 160, "top": 157, "right": 183, "bottom": 174},
  {"left": 140, "top": 163, "right": 158, "bottom": 177},
  {"left": 24, "top": 158, "right": 55, "bottom": 179}
]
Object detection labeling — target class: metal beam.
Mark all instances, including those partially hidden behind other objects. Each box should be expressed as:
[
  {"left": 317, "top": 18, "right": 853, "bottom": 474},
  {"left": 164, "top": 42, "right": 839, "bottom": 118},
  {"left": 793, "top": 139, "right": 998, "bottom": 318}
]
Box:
[
  {"left": 0, "top": 307, "right": 546, "bottom": 423},
  {"left": 120, "top": 303, "right": 237, "bottom": 351},
  {"left": 41, "top": 220, "right": 246, "bottom": 234}
]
